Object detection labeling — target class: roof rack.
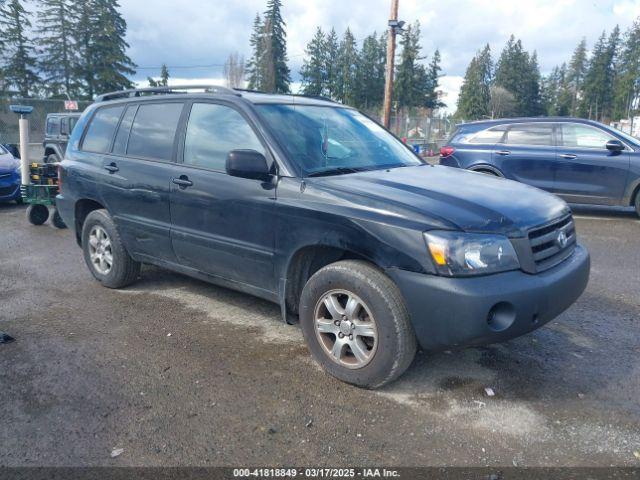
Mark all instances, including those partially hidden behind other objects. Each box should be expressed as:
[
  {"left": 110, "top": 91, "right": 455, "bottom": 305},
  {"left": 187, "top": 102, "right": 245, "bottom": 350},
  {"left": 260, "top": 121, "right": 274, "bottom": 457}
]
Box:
[
  {"left": 95, "top": 85, "right": 240, "bottom": 102},
  {"left": 232, "top": 88, "right": 339, "bottom": 104}
]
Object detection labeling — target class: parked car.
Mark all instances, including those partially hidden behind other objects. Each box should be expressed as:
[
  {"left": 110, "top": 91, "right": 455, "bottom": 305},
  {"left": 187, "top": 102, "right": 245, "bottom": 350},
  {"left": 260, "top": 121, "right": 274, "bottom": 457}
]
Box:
[
  {"left": 0, "top": 144, "right": 22, "bottom": 204},
  {"left": 43, "top": 112, "right": 81, "bottom": 163},
  {"left": 439, "top": 117, "right": 640, "bottom": 217},
  {"left": 57, "top": 87, "right": 590, "bottom": 388}
]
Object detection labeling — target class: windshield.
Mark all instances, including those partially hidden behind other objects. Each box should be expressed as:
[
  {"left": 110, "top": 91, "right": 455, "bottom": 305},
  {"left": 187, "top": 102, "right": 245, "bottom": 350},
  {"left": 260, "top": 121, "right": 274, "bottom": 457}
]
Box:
[{"left": 256, "top": 104, "right": 422, "bottom": 176}]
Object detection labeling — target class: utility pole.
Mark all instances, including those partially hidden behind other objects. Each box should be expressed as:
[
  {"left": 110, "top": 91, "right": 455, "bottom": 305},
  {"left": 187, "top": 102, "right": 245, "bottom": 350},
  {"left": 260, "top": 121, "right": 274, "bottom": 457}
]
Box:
[{"left": 383, "top": 0, "right": 403, "bottom": 129}]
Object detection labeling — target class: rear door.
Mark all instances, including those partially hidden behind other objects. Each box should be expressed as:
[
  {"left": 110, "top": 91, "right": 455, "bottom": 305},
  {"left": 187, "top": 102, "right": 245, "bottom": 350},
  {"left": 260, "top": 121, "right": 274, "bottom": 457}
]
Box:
[
  {"left": 495, "top": 123, "right": 556, "bottom": 192},
  {"left": 554, "top": 123, "right": 631, "bottom": 205},
  {"left": 94, "top": 101, "right": 185, "bottom": 262},
  {"left": 169, "top": 101, "right": 276, "bottom": 293}
]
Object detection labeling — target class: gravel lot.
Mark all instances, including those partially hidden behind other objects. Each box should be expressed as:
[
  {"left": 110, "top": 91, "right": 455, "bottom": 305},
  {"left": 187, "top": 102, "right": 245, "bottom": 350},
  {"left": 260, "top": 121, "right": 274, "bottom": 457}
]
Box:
[{"left": 1, "top": 202, "right": 639, "bottom": 467}]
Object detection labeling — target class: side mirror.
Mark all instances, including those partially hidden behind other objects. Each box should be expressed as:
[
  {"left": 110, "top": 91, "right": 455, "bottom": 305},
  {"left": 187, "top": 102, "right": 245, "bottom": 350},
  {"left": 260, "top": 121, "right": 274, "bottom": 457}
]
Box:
[
  {"left": 606, "top": 140, "right": 624, "bottom": 152},
  {"left": 226, "top": 149, "right": 271, "bottom": 181}
]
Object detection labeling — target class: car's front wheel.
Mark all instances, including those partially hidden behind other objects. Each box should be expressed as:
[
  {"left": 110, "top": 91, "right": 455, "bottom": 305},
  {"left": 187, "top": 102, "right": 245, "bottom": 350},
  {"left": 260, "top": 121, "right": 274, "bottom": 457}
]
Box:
[
  {"left": 299, "top": 260, "right": 417, "bottom": 388},
  {"left": 81, "top": 209, "right": 140, "bottom": 288}
]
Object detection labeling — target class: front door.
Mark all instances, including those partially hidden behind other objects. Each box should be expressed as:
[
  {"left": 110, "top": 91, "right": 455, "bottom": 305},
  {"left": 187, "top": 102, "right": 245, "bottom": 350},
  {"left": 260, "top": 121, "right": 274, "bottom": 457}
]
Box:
[
  {"left": 495, "top": 123, "right": 557, "bottom": 192},
  {"left": 169, "top": 101, "right": 276, "bottom": 293},
  {"left": 554, "top": 123, "right": 631, "bottom": 205}
]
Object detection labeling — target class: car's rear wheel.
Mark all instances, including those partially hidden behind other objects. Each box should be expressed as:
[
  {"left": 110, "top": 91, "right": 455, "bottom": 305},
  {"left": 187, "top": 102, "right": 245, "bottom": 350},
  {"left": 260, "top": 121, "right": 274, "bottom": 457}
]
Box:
[
  {"left": 299, "top": 260, "right": 417, "bottom": 388},
  {"left": 635, "top": 192, "right": 640, "bottom": 218},
  {"left": 45, "top": 154, "right": 60, "bottom": 163},
  {"left": 26, "top": 204, "right": 49, "bottom": 225},
  {"left": 81, "top": 209, "right": 140, "bottom": 288}
]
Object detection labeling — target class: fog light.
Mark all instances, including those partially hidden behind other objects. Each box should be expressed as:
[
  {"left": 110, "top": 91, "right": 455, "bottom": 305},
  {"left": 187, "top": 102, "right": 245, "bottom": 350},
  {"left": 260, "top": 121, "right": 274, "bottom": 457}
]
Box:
[{"left": 487, "top": 302, "right": 516, "bottom": 332}]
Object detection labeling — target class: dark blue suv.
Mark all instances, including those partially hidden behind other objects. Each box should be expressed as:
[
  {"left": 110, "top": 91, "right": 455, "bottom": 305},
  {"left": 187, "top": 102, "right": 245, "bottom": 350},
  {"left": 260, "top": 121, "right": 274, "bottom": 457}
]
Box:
[
  {"left": 57, "top": 87, "right": 590, "bottom": 388},
  {"left": 440, "top": 117, "right": 640, "bottom": 217}
]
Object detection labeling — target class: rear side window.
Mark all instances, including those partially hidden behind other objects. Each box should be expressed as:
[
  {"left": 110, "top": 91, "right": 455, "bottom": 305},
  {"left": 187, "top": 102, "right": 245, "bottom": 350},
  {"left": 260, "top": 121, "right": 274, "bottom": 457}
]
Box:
[
  {"left": 112, "top": 105, "right": 138, "bottom": 155},
  {"left": 82, "top": 106, "right": 125, "bottom": 153},
  {"left": 183, "top": 103, "right": 265, "bottom": 171},
  {"left": 126, "top": 103, "right": 183, "bottom": 161},
  {"left": 506, "top": 124, "right": 553, "bottom": 146},
  {"left": 560, "top": 124, "right": 616, "bottom": 149},
  {"left": 468, "top": 126, "right": 507, "bottom": 144}
]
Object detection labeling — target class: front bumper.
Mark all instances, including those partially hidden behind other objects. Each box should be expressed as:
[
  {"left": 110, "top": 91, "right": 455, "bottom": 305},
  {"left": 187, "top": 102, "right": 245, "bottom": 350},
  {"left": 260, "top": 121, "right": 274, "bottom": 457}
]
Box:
[
  {"left": 386, "top": 244, "right": 590, "bottom": 351},
  {"left": 0, "top": 173, "right": 20, "bottom": 201}
]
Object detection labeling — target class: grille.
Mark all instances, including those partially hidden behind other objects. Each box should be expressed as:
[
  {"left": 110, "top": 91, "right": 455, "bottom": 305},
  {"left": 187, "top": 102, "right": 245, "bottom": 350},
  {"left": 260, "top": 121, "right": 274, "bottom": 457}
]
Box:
[
  {"left": 528, "top": 214, "right": 576, "bottom": 272},
  {"left": 0, "top": 185, "right": 18, "bottom": 196}
]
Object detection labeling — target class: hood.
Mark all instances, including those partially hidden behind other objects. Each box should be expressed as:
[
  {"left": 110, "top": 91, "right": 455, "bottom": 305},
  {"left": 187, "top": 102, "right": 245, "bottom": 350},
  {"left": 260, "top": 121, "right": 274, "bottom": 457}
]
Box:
[
  {"left": 0, "top": 152, "right": 18, "bottom": 173},
  {"left": 310, "top": 164, "right": 570, "bottom": 236}
]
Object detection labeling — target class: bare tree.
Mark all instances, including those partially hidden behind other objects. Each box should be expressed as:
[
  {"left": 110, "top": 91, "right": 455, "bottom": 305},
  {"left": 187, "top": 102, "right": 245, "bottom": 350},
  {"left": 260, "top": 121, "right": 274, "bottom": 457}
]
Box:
[
  {"left": 223, "top": 52, "right": 245, "bottom": 89},
  {"left": 490, "top": 85, "right": 516, "bottom": 118}
]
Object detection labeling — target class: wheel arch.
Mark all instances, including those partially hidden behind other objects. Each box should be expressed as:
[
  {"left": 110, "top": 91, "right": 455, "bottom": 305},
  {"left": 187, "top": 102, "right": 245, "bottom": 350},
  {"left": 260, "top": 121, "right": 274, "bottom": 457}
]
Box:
[
  {"left": 467, "top": 164, "right": 505, "bottom": 177},
  {"left": 74, "top": 198, "right": 106, "bottom": 246},
  {"left": 281, "top": 244, "right": 374, "bottom": 324}
]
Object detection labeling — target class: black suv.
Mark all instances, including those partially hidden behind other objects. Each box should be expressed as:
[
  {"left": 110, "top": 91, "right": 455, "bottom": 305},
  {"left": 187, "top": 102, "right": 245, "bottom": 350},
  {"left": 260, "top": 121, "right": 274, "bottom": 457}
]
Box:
[
  {"left": 57, "top": 86, "right": 590, "bottom": 388},
  {"left": 43, "top": 112, "right": 81, "bottom": 163}
]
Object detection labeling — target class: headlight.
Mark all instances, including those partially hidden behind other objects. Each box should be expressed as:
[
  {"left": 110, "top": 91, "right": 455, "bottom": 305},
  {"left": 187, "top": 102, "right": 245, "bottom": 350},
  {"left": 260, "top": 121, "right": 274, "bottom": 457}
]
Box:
[{"left": 424, "top": 231, "right": 520, "bottom": 277}]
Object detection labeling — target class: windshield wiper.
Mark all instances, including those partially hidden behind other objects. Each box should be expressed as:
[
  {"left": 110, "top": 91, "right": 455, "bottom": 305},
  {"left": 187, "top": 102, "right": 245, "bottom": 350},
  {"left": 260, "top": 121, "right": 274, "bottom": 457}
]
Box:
[{"left": 306, "top": 167, "right": 366, "bottom": 177}]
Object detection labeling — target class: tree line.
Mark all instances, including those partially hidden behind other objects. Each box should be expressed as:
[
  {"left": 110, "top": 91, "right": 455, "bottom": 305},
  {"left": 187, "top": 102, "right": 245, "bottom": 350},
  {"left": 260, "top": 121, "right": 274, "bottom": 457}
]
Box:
[
  {"left": 246, "top": 0, "right": 445, "bottom": 113},
  {"left": 457, "top": 18, "right": 640, "bottom": 122},
  {"left": 0, "top": 0, "right": 134, "bottom": 99}
]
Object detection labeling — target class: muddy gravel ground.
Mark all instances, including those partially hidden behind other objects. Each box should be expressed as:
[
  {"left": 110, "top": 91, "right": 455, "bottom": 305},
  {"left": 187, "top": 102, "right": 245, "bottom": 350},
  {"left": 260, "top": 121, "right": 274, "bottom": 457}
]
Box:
[{"left": 1, "top": 202, "right": 639, "bottom": 467}]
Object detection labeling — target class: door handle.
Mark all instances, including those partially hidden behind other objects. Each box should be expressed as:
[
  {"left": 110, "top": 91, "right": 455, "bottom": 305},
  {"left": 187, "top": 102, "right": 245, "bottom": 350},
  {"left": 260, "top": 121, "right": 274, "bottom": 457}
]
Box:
[
  {"left": 172, "top": 176, "right": 193, "bottom": 188},
  {"left": 495, "top": 150, "right": 511, "bottom": 156},
  {"left": 560, "top": 153, "right": 577, "bottom": 160},
  {"left": 104, "top": 162, "right": 119, "bottom": 173}
]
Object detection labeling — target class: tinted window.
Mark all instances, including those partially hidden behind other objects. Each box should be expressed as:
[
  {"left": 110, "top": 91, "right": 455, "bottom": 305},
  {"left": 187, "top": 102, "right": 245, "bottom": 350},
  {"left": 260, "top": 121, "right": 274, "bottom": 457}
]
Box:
[
  {"left": 69, "top": 117, "right": 78, "bottom": 134},
  {"left": 561, "top": 124, "right": 616, "bottom": 149},
  {"left": 506, "top": 124, "right": 553, "bottom": 146},
  {"left": 127, "top": 103, "right": 183, "bottom": 160},
  {"left": 112, "top": 105, "right": 138, "bottom": 155},
  {"left": 183, "top": 103, "right": 265, "bottom": 171},
  {"left": 82, "top": 106, "right": 125, "bottom": 153},
  {"left": 469, "top": 126, "right": 506, "bottom": 144}
]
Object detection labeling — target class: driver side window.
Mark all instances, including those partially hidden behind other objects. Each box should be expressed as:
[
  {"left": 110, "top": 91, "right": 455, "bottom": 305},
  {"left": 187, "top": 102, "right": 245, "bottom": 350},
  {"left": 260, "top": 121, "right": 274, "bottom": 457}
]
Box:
[
  {"left": 560, "top": 124, "right": 617, "bottom": 149},
  {"left": 183, "top": 103, "right": 266, "bottom": 171}
]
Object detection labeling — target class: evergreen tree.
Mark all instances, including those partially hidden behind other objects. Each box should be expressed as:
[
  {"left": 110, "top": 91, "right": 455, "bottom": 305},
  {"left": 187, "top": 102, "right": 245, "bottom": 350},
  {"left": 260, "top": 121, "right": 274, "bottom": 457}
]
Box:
[
  {"left": 91, "top": 0, "right": 136, "bottom": 95},
  {"left": 300, "top": 27, "right": 326, "bottom": 96},
  {"left": 423, "top": 49, "right": 445, "bottom": 110},
  {"left": 542, "top": 64, "right": 571, "bottom": 116},
  {"left": 456, "top": 44, "right": 492, "bottom": 120},
  {"left": 0, "top": 0, "right": 40, "bottom": 97},
  {"left": 494, "top": 36, "right": 541, "bottom": 116},
  {"left": 262, "top": 0, "right": 290, "bottom": 93},
  {"left": 394, "top": 22, "right": 422, "bottom": 110},
  {"left": 613, "top": 19, "right": 640, "bottom": 120},
  {"left": 335, "top": 28, "right": 358, "bottom": 105},
  {"left": 567, "top": 38, "right": 588, "bottom": 116},
  {"left": 354, "top": 32, "right": 386, "bottom": 110},
  {"left": 148, "top": 63, "right": 170, "bottom": 87},
  {"left": 71, "top": 0, "right": 96, "bottom": 98},
  {"left": 582, "top": 27, "right": 620, "bottom": 121},
  {"left": 325, "top": 28, "right": 339, "bottom": 98},
  {"left": 246, "top": 13, "right": 264, "bottom": 90},
  {"left": 36, "top": 0, "right": 78, "bottom": 97}
]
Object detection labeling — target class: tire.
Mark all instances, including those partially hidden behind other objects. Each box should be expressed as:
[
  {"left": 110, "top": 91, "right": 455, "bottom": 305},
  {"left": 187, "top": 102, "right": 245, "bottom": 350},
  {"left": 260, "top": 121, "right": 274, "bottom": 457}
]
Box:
[
  {"left": 81, "top": 209, "right": 141, "bottom": 288},
  {"left": 299, "top": 260, "right": 417, "bottom": 389},
  {"left": 15, "top": 196, "right": 23, "bottom": 205},
  {"left": 45, "top": 154, "right": 60, "bottom": 164},
  {"left": 26, "top": 204, "right": 49, "bottom": 225},
  {"left": 51, "top": 209, "right": 67, "bottom": 229},
  {"left": 474, "top": 169, "right": 500, "bottom": 177}
]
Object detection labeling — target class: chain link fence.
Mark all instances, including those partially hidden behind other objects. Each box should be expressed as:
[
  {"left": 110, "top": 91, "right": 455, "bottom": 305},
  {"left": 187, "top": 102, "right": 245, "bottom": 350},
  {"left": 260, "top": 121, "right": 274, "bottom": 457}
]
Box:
[{"left": 0, "top": 97, "right": 91, "bottom": 145}]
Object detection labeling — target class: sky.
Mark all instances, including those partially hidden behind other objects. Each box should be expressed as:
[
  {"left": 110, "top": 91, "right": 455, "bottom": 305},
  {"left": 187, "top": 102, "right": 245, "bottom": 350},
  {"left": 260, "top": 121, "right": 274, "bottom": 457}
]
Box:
[{"left": 121, "top": 0, "right": 640, "bottom": 112}]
